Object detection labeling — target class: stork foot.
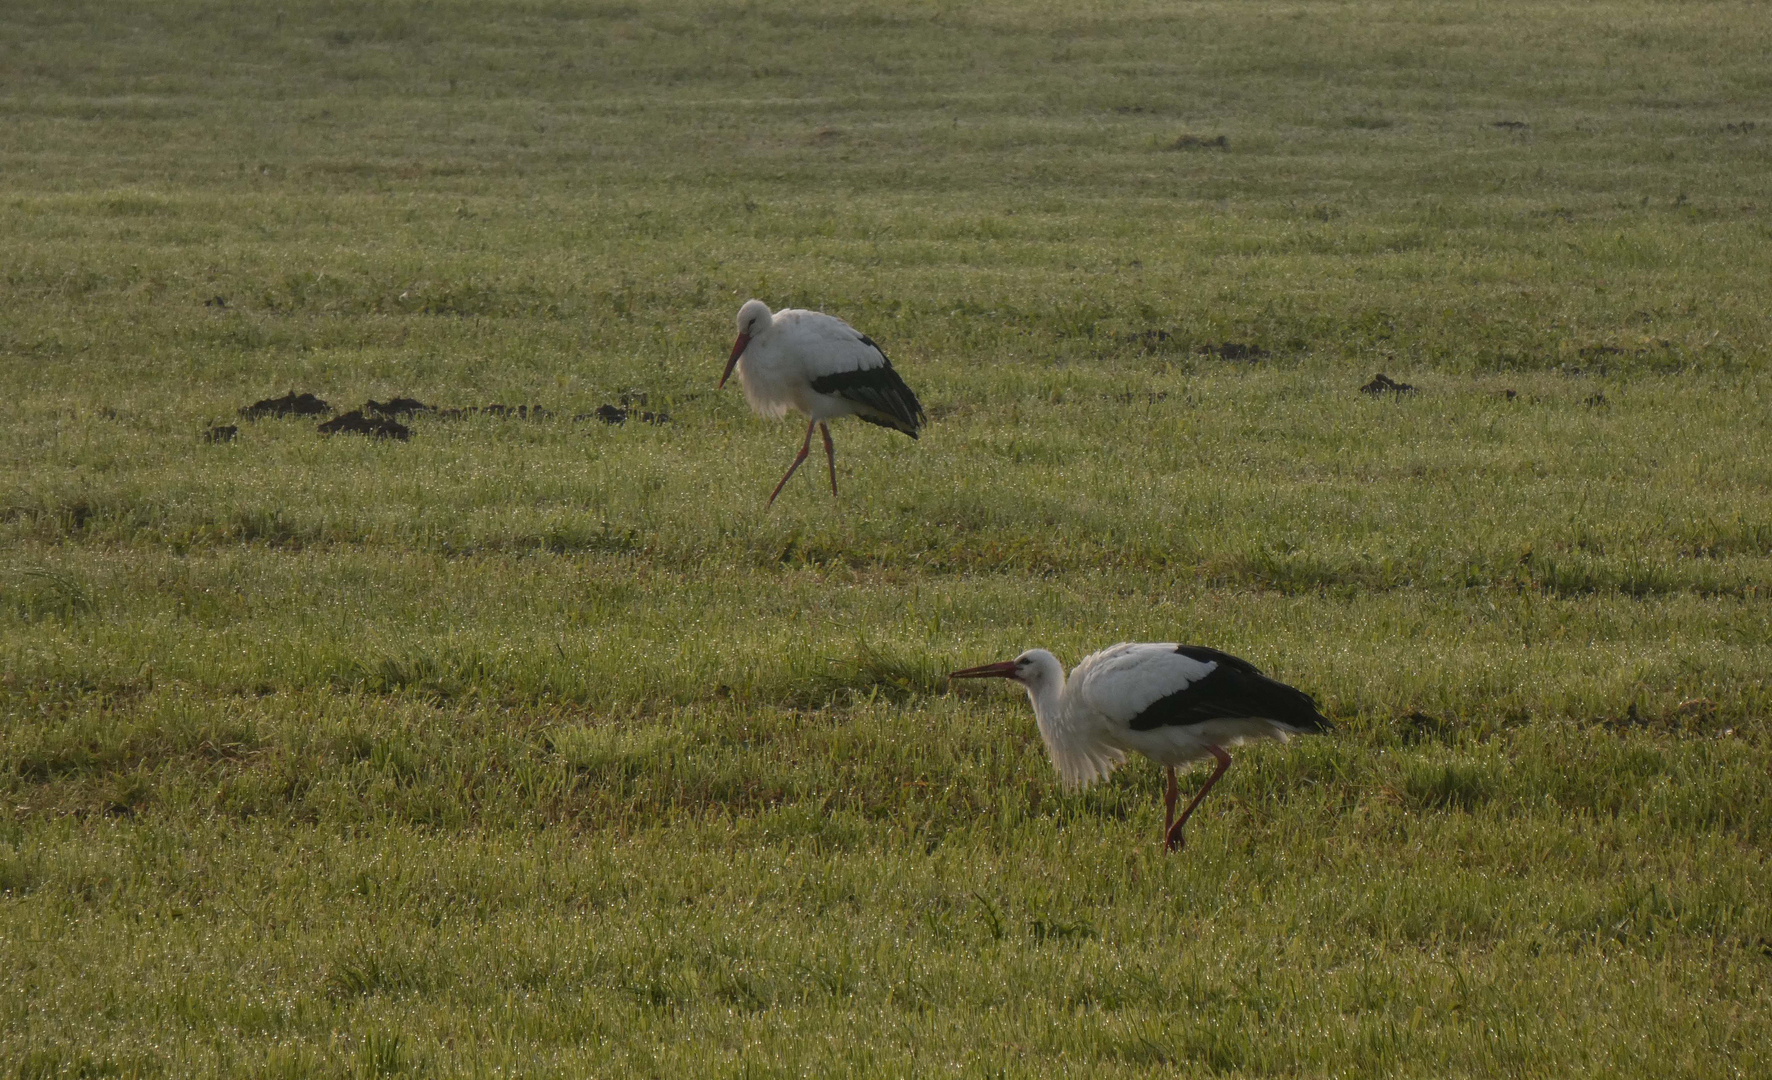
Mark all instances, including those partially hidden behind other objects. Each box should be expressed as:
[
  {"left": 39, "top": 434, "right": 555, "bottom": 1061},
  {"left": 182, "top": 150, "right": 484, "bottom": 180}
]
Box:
[
  {"left": 766, "top": 420, "right": 819, "bottom": 507},
  {"left": 1162, "top": 746, "right": 1231, "bottom": 855}
]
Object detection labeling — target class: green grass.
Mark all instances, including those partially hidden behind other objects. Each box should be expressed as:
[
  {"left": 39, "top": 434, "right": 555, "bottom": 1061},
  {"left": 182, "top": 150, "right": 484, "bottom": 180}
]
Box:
[{"left": 3, "top": 0, "right": 1771, "bottom": 1075}]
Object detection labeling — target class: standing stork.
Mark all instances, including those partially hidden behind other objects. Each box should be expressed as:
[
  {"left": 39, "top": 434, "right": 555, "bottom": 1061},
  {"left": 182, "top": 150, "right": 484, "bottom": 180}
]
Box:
[
  {"left": 949, "top": 643, "right": 1331, "bottom": 852},
  {"left": 720, "top": 299, "right": 926, "bottom": 506}
]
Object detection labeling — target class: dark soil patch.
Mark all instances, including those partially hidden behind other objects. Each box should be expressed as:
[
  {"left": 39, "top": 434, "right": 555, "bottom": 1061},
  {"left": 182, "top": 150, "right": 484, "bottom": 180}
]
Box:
[
  {"left": 240, "top": 392, "right": 332, "bottom": 419},
  {"left": 364, "top": 397, "right": 435, "bottom": 417},
  {"left": 1199, "top": 342, "right": 1267, "bottom": 362},
  {"left": 203, "top": 424, "right": 238, "bottom": 443},
  {"left": 1492, "top": 120, "right": 1529, "bottom": 130},
  {"left": 580, "top": 404, "right": 670, "bottom": 425},
  {"left": 318, "top": 411, "right": 411, "bottom": 439},
  {"left": 1166, "top": 134, "right": 1228, "bottom": 150},
  {"left": 1360, "top": 373, "right": 1417, "bottom": 395},
  {"left": 578, "top": 389, "right": 693, "bottom": 423}
]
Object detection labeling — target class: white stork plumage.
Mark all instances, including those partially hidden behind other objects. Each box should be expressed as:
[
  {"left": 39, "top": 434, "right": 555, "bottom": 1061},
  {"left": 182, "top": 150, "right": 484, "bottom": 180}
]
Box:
[
  {"left": 950, "top": 643, "right": 1332, "bottom": 852},
  {"left": 720, "top": 299, "right": 926, "bottom": 505}
]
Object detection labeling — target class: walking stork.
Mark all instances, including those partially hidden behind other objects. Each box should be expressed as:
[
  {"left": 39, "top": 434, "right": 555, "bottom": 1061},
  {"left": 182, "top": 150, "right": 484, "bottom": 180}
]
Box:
[
  {"left": 720, "top": 299, "right": 926, "bottom": 505},
  {"left": 950, "top": 643, "right": 1332, "bottom": 852}
]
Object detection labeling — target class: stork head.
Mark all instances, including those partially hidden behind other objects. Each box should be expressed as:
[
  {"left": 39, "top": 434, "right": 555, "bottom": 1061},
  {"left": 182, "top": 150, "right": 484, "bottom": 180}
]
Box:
[
  {"left": 722, "top": 299, "right": 774, "bottom": 388},
  {"left": 948, "top": 649, "right": 1063, "bottom": 691}
]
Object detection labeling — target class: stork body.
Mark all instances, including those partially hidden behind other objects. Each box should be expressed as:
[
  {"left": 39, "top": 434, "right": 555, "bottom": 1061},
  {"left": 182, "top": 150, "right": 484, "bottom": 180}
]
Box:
[
  {"left": 720, "top": 299, "right": 925, "bottom": 505},
  {"left": 950, "top": 643, "right": 1331, "bottom": 852}
]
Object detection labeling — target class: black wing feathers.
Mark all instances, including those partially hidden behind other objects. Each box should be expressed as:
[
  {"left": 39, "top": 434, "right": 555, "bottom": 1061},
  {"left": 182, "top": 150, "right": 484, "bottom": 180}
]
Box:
[
  {"left": 1127, "top": 645, "right": 1332, "bottom": 733},
  {"left": 809, "top": 336, "right": 926, "bottom": 438}
]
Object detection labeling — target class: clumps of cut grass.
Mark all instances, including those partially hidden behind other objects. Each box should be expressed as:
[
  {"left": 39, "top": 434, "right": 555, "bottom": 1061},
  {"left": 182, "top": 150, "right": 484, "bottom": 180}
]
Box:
[
  {"left": 1403, "top": 758, "right": 1496, "bottom": 811},
  {"left": 0, "top": 847, "right": 44, "bottom": 897},
  {"left": 11, "top": 706, "right": 262, "bottom": 784},
  {"left": 357, "top": 1031, "right": 420, "bottom": 1079},
  {"left": 337, "top": 650, "right": 497, "bottom": 700},
  {"left": 1677, "top": 519, "right": 1772, "bottom": 559},
  {"left": 3, "top": 567, "right": 93, "bottom": 621},
  {"left": 100, "top": 771, "right": 154, "bottom": 818},
  {"left": 548, "top": 724, "right": 685, "bottom": 778},
  {"left": 1514, "top": 551, "right": 1727, "bottom": 599},
  {"left": 326, "top": 942, "right": 434, "bottom": 999}
]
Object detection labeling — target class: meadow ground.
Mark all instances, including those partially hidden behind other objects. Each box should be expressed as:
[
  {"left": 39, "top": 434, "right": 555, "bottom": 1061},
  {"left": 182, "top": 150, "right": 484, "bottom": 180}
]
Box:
[{"left": 2, "top": 1, "right": 1771, "bottom": 1075}]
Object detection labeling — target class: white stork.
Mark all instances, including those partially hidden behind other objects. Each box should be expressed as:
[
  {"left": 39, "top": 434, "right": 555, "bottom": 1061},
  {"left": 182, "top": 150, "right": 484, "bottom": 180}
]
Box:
[
  {"left": 950, "top": 643, "right": 1332, "bottom": 852},
  {"left": 719, "top": 299, "right": 926, "bottom": 505}
]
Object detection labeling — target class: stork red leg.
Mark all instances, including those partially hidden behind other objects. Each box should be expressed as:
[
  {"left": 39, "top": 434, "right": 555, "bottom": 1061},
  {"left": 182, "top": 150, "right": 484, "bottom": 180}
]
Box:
[
  {"left": 819, "top": 422, "right": 837, "bottom": 496},
  {"left": 767, "top": 420, "right": 819, "bottom": 507},
  {"left": 1163, "top": 766, "right": 1178, "bottom": 843},
  {"left": 1164, "top": 745, "right": 1231, "bottom": 853}
]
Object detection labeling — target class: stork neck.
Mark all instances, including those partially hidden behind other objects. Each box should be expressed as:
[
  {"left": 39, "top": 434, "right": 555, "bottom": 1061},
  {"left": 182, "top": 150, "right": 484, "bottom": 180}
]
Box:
[{"left": 1024, "top": 672, "right": 1067, "bottom": 728}]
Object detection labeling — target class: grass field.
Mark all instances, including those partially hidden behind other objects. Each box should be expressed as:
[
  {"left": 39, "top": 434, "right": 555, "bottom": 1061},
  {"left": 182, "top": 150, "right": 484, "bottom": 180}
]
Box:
[{"left": 3, "top": 1, "right": 1771, "bottom": 1075}]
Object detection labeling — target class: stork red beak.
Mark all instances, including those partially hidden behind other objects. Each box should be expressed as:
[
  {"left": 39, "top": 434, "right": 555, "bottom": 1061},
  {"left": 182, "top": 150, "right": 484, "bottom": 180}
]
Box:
[
  {"left": 948, "top": 661, "right": 1020, "bottom": 681},
  {"left": 719, "top": 332, "right": 750, "bottom": 388}
]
